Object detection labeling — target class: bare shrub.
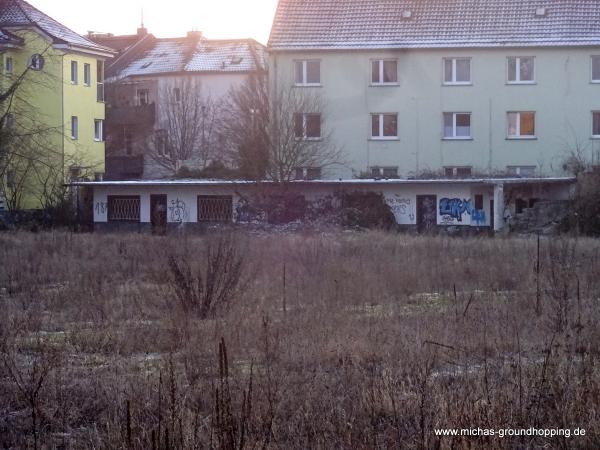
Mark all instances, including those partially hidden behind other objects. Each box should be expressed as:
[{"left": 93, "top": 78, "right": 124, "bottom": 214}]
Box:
[{"left": 167, "top": 235, "right": 246, "bottom": 318}]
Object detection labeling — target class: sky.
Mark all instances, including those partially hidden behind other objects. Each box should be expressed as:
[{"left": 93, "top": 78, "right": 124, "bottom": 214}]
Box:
[{"left": 27, "top": 0, "right": 279, "bottom": 44}]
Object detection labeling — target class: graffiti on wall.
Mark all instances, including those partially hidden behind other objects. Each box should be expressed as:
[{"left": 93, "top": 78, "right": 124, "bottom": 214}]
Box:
[
  {"left": 169, "top": 198, "right": 188, "bottom": 223},
  {"left": 94, "top": 202, "right": 107, "bottom": 215},
  {"left": 439, "top": 198, "right": 486, "bottom": 225},
  {"left": 387, "top": 196, "right": 415, "bottom": 223}
]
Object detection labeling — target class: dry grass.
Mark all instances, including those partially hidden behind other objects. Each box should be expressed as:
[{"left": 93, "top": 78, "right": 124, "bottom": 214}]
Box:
[{"left": 1, "top": 231, "right": 600, "bottom": 449}]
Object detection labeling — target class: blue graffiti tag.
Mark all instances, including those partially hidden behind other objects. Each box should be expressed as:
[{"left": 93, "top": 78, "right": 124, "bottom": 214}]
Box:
[
  {"left": 472, "top": 209, "right": 486, "bottom": 225},
  {"left": 439, "top": 198, "right": 486, "bottom": 224},
  {"left": 439, "top": 198, "right": 473, "bottom": 222}
]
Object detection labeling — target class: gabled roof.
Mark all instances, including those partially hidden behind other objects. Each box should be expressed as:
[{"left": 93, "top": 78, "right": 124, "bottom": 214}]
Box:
[
  {"left": 0, "top": 0, "right": 113, "bottom": 55},
  {"left": 268, "top": 0, "right": 600, "bottom": 50},
  {"left": 106, "top": 34, "right": 267, "bottom": 81},
  {"left": 88, "top": 32, "right": 147, "bottom": 56}
]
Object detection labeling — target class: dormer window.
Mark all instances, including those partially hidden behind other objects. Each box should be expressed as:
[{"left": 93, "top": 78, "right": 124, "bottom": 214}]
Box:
[
  {"left": 29, "top": 54, "right": 44, "bottom": 71},
  {"left": 401, "top": 9, "right": 412, "bottom": 19},
  {"left": 535, "top": 7, "right": 547, "bottom": 17}
]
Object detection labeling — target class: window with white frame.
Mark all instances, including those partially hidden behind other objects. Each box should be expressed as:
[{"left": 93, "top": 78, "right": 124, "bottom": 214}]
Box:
[
  {"left": 371, "top": 113, "right": 398, "bottom": 139},
  {"left": 94, "top": 119, "right": 103, "bottom": 141},
  {"left": 294, "top": 60, "right": 320, "bottom": 85},
  {"left": 295, "top": 167, "right": 322, "bottom": 180},
  {"left": 4, "top": 56, "right": 13, "bottom": 75},
  {"left": 443, "top": 57, "right": 471, "bottom": 84},
  {"left": 84, "top": 63, "right": 91, "bottom": 86},
  {"left": 71, "top": 116, "right": 78, "bottom": 139},
  {"left": 29, "top": 54, "right": 44, "bottom": 71},
  {"left": 592, "top": 111, "right": 600, "bottom": 138},
  {"left": 444, "top": 166, "right": 472, "bottom": 178},
  {"left": 507, "top": 56, "right": 535, "bottom": 83},
  {"left": 70, "top": 61, "right": 78, "bottom": 84},
  {"left": 371, "top": 166, "right": 399, "bottom": 178},
  {"left": 507, "top": 112, "right": 535, "bottom": 138},
  {"left": 443, "top": 112, "right": 471, "bottom": 139},
  {"left": 294, "top": 113, "right": 321, "bottom": 139},
  {"left": 371, "top": 59, "right": 398, "bottom": 84},
  {"left": 136, "top": 88, "right": 150, "bottom": 106},
  {"left": 507, "top": 166, "right": 536, "bottom": 177},
  {"left": 592, "top": 56, "right": 600, "bottom": 83}
]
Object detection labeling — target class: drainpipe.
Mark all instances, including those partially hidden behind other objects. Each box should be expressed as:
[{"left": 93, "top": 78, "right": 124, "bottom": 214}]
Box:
[{"left": 493, "top": 183, "right": 505, "bottom": 232}]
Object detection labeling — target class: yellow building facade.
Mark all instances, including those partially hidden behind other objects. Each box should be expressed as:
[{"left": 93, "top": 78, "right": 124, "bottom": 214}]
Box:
[{"left": 0, "top": 0, "right": 112, "bottom": 210}]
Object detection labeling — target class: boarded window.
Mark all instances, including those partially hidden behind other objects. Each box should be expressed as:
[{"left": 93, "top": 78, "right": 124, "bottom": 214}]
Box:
[
  {"left": 198, "top": 195, "right": 233, "bottom": 222},
  {"left": 108, "top": 196, "right": 141, "bottom": 222}
]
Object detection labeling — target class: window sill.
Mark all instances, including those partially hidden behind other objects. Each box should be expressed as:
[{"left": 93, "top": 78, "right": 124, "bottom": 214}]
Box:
[
  {"left": 294, "top": 83, "right": 322, "bottom": 88},
  {"left": 370, "top": 83, "right": 399, "bottom": 87},
  {"left": 591, "top": 136, "right": 600, "bottom": 140},
  {"left": 506, "top": 136, "right": 537, "bottom": 140},
  {"left": 71, "top": 82, "right": 78, "bottom": 85},
  {"left": 84, "top": 83, "right": 91, "bottom": 87},
  {"left": 369, "top": 137, "right": 399, "bottom": 141},
  {"left": 442, "top": 82, "right": 472, "bottom": 86},
  {"left": 591, "top": 80, "right": 600, "bottom": 84},
  {"left": 295, "top": 137, "right": 323, "bottom": 142},
  {"left": 506, "top": 81, "right": 536, "bottom": 85},
  {"left": 442, "top": 137, "right": 473, "bottom": 141}
]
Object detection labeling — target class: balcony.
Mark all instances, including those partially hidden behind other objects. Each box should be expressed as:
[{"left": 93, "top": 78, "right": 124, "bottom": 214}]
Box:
[{"left": 105, "top": 103, "right": 156, "bottom": 127}]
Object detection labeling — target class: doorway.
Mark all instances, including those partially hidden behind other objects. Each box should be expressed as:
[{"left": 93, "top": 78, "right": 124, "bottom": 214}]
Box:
[
  {"left": 150, "top": 194, "right": 167, "bottom": 235},
  {"left": 416, "top": 195, "right": 437, "bottom": 233}
]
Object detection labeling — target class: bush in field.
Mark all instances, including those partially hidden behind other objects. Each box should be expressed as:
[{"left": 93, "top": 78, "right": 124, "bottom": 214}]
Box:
[
  {"left": 167, "top": 236, "right": 246, "bottom": 318},
  {"left": 568, "top": 168, "right": 600, "bottom": 236},
  {"left": 338, "top": 191, "right": 396, "bottom": 230}
]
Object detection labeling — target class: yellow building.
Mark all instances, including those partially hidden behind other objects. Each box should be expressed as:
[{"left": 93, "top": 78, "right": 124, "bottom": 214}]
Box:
[{"left": 0, "top": 0, "right": 113, "bottom": 210}]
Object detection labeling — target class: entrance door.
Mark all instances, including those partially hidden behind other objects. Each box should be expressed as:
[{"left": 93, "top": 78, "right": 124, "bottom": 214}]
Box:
[
  {"left": 150, "top": 194, "right": 167, "bottom": 235},
  {"left": 416, "top": 195, "right": 437, "bottom": 233}
]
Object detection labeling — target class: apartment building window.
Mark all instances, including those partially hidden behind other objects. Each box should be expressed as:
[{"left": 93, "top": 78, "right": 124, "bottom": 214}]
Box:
[
  {"left": 443, "top": 113, "right": 471, "bottom": 139},
  {"left": 507, "top": 166, "right": 536, "bottom": 177},
  {"left": 29, "top": 54, "right": 44, "bottom": 71},
  {"left": 507, "top": 112, "right": 535, "bottom": 138},
  {"left": 371, "top": 166, "right": 399, "bottom": 178},
  {"left": 592, "top": 56, "right": 600, "bottom": 83},
  {"left": 295, "top": 167, "right": 322, "bottom": 180},
  {"left": 71, "top": 116, "right": 78, "bottom": 139},
  {"left": 84, "top": 63, "right": 91, "bottom": 86},
  {"left": 371, "top": 60, "right": 398, "bottom": 85},
  {"left": 592, "top": 112, "right": 600, "bottom": 138},
  {"left": 443, "top": 57, "right": 471, "bottom": 84},
  {"left": 155, "top": 129, "right": 168, "bottom": 155},
  {"left": 294, "top": 60, "right": 320, "bottom": 86},
  {"left": 507, "top": 56, "right": 535, "bottom": 83},
  {"left": 371, "top": 113, "right": 398, "bottom": 139},
  {"left": 294, "top": 113, "right": 321, "bottom": 139},
  {"left": 70, "top": 61, "right": 78, "bottom": 84},
  {"left": 4, "top": 56, "right": 13, "bottom": 75},
  {"left": 137, "top": 89, "right": 150, "bottom": 106},
  {"left": 96, "top": 60, "right": 105, "bottom": 101},
  {"left": 444, "top": 166, "right": 472, "bottom": 178},
  {"left": 94, "top": 119, "right": 103, "bottom": 141}
]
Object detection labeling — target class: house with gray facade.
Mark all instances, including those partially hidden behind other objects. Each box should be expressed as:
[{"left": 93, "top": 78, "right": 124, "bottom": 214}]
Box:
[{"left": 95, "top": 29, "right": 266, "bottom": 180}]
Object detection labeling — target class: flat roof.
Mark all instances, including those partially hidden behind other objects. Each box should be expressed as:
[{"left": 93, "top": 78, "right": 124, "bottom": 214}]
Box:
[{"left": 70, "top": 177, "right": 576, "bottom": 187}]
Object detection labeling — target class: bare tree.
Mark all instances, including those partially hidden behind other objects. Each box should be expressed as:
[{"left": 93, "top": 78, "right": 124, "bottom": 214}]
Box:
[
  {"left": 149, "top": 78, "right": 223, "bottom": 176},
  {"left": 0, "top": 47, "right": 76, "bottom": 212},
  {"left": 224, "top": 75, "right": 343, "bottom": 182}
]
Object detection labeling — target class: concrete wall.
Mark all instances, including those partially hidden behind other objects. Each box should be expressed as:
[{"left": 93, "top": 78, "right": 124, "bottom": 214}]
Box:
[
  {"left": 90, "top": 181, "right": 575, "bottom": 230},
  {"left": 270, "top": 47, "right": 600, "bottom": 179}
]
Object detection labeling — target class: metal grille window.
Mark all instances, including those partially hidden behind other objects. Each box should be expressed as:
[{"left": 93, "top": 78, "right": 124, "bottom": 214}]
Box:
[
  {"left": 198, "top": 196, "right": 233, "bottom": 222},
  {"left": 108, "top": 196, "right": 141, "bottom": 222}
]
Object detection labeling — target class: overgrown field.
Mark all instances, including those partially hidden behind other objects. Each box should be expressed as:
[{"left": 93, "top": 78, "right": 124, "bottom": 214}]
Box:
[{"left": 1, "top": 231, "right": 600, "bottom": 449}]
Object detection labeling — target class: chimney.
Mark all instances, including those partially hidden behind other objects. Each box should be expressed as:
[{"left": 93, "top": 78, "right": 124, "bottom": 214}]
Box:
[{"left": 187, "top": 30, "right": 203, "bottom": 40}]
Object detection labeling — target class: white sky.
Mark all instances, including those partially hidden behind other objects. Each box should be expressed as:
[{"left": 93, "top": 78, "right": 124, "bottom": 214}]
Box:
[{"left": 27, "top": 0, "right": 279, "bottom": 44}]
